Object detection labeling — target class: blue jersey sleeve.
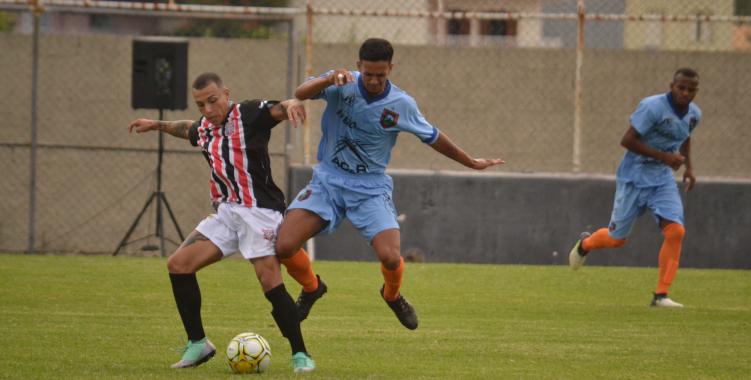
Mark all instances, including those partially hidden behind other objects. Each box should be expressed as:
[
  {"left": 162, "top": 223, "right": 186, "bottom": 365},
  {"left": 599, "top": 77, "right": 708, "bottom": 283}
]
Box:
[
  {"left": 629, "top": 98, "right": 659, "bottom": 135},
  {"left": 396, "top": 97, "right": 439, "bottom": 144},
  {"left": 310, "top": 70, "right": 357, "bottom": 102}
]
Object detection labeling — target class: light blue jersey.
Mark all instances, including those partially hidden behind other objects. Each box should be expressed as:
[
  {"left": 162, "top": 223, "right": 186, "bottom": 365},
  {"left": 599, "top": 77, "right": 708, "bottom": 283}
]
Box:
[
  {"left": 616, "top": 92, "right": 701, "bottom": 188},
  {"left": 289, "top": 71, "right": 439, "bottom": 241},
  {"left": 313, "top": 70, "right": 439, "bottom": 176},
  {"left": 607, "top": 92, "right": 701, "bottom": 238}
]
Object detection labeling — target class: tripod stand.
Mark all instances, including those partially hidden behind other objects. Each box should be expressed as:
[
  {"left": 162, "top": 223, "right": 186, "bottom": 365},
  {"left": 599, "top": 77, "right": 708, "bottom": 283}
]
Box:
[{"left": 113, "top": 109, "right": 184, "bottom": 257}]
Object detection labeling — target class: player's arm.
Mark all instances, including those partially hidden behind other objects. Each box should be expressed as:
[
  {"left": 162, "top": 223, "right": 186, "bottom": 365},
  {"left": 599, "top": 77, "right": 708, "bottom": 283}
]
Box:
[
  {"left": 620, "top": 126, "right": 684, "bottom": 170},
  {"left": 294, "top": 69, "right": 354, "bottom": 100},
  {"left": 429, "top": 132, "right": 504, "bottom": 170},
  {"left": 269, "top": 98, "right": 306, "bottom": 127},
  {"left": 128, "top": 119, "right": 194, "bottom": 140},
  {"left": 680, "top": 137, "right": 695, "bottom": 192}
]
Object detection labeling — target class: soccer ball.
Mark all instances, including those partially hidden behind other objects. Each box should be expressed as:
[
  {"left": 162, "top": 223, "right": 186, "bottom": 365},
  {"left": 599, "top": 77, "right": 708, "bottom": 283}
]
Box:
[{"left": 226, "top": 332, "right": 271, "bottom": 374}]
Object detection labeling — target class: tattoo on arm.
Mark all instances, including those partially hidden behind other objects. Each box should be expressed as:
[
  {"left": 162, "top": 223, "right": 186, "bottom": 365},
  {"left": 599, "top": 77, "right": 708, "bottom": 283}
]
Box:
[
  {"left": 180, "top": 231, "right": 209, "bottom": 248},
  {"left": 158, "top": 120, "right": 193, "bottom": 139}
]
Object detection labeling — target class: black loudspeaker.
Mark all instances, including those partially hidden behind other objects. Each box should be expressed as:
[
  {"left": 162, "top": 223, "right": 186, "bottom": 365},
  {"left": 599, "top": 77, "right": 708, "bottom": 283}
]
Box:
[{"left": 131, "top": 38, "right": 188, "bottom": 110}]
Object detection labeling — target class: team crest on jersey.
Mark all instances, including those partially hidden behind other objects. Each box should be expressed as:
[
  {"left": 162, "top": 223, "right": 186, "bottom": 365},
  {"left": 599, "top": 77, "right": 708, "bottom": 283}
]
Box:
[
  {"left": 689, "top": 117, "right": 697, "bottom": 131},
  {"left": 224, "top": 121, "right": 235, "bottom": 136},
  {"left": 297, "top": 188, "right": 312, "bottom": 201},
  {"left": 380, "top": 108, "right": 399, "bottom": 129},
  {"left": 262, "top": 228, "right": 276, "bottom": 242}
]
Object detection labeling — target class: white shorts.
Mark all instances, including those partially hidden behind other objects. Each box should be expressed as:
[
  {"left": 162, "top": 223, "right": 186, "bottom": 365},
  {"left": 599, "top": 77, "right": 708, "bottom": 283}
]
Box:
[{"left": 195, "top": 203, "right": 283, "bottom": 260}]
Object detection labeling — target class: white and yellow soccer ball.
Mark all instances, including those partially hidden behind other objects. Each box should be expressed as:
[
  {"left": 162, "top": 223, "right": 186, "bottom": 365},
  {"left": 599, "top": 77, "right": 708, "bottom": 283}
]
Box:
[{"left": 226, "top": 332, "right": 271, "bottom": 374}]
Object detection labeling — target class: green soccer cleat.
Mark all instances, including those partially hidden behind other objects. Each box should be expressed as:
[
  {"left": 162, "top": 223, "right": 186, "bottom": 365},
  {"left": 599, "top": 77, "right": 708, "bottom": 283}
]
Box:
[
  {"left": 291, "top": 352, "right": 316, "bottom": 373},
  {"left": 569, "top": 231, "right": 591, "bottom": 271},
  {"left": 171, "top": 338, "right": 216, "bottom": 369}
]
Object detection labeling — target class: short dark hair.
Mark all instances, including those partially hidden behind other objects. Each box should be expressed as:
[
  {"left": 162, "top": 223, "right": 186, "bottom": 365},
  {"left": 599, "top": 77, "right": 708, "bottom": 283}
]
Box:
[
  {"left": 359, "top": 38, "right": 393, "bottom": 62},
  {"left": 673, "top": 67, "right": 699, "bottom": 81},
  {"left": 192, "top": 72, "right": 223, "bottom": 90}
]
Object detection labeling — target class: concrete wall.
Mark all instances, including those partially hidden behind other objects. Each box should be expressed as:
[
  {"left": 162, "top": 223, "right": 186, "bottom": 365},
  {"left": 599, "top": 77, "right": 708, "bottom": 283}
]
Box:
[{"left": 290, "top": 166, "right": 751, "bottom": 269}]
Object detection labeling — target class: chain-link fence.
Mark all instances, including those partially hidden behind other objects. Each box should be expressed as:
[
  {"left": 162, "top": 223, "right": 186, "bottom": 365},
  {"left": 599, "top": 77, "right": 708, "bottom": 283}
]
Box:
[
  {"left": 0, "top": 0, "right": 298, "bottom": 254},
  {"left": 2, "top": 0, "right": 750, "bottom": 254}
]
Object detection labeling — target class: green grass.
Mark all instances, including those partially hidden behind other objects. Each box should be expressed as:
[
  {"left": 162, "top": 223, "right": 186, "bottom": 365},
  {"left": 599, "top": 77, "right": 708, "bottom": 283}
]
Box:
[{"left": 0, "top": 254, "right": 749, "bottom": 379}]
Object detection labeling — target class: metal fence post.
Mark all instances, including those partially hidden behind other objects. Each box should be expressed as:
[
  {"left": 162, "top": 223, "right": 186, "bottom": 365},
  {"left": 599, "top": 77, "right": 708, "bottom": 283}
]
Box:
[
  {"left": 573, "top": 0, "right": 585, "bottom": 173},
  {"left": 26, "top": 2, "right": 42, "bottom": 254}
]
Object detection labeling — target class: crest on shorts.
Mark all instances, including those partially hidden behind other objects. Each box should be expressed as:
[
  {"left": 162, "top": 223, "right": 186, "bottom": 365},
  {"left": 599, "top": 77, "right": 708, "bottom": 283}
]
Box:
[
  {"left": 262, "top": 228, "right": 276, "bottom": 241},
  {"left": 297, "top": 188, "right": 312, "bottom": 201},
  {"left": 609, "top": 222, "right": 617, "bottom": 231},
  {"left": 380, "top": 108, "right": 399, "bottom": 129}
]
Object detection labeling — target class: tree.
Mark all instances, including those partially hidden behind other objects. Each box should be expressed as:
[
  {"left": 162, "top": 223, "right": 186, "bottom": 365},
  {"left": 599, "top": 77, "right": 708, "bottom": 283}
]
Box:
[{"left": 173, "top": 0, "right": 289, "bottom": 39}]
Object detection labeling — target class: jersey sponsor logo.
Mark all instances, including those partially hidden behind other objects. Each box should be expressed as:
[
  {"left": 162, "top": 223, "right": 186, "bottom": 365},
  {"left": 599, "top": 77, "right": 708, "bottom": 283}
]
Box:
[
  {"left": 336, "top": 108, "right": 357, "bottom": 129},
  {"left": 332, "top": 137, "right": 371, "bottom": 174},
  {"left": 380, "top": 108, "right": 399, "bottom": 128},
  {"left": 332, "top": 156, "right": 368, "bottom": 174},
  {"left": 297, "top": 188, "right": 312, "bottom": 201},
  {"left": 655, "top": 117, "right": 686, "bottom": 140}
]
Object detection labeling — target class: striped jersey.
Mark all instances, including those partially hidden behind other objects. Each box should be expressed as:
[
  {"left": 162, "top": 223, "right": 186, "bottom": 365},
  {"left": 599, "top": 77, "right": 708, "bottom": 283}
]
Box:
[{"left": 188, "top": 99, "right": 286, "bottom": 212}]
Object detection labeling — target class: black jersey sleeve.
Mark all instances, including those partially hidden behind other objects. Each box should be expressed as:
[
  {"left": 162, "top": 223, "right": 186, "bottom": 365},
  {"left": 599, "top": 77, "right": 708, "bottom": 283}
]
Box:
[
  {"left": 240, "top": 99, "right": 282, "bottom": 131},
  {"left": 188, "top": 118, "right": 201, "bottom": 146}
]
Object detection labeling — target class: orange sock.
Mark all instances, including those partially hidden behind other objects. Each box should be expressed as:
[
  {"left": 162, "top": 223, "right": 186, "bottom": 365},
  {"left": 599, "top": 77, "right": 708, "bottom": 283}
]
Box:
[
  {"left": 582, "top": 228, "right": 626, "bottom": 251},
  {"left": 656, "top": 223, "right": 685, "bottom": 294},
  {"left": 279, "top": 248, "right": 318, "bottom": 293},
  {"left": 381, "top": 257, "right": 404, "bottom": 302}
]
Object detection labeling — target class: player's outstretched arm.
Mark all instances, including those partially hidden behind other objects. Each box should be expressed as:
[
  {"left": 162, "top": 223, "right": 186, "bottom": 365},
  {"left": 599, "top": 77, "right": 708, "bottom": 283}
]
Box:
[
  {"left": 269, "top": 98, "right": 306, "bottom": 127},
  {"left": 128, "top": 119, "right": 194, "bottom": 140},
  {"left": 429, "top": 132, "right": 505, "bottom": 170},
  {"left": 621, "top": 126, "right": 684, "bottom": 170},
  {"left": 294, "top": 69, "right": 354, "bottom": 100}
]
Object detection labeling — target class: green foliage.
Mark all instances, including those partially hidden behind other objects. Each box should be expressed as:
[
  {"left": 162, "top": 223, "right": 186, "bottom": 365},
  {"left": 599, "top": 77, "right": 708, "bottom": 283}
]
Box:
[
  {"left": 737, "top": 0, "right": 751, "bottom": 16},
  {"left": 174, "top": 0, "right": 288, "bottom": 39},
  {"left": 0, "top": 11, "right": 16, "bottom": 32},
  {"left": 0, "top": 254, "right": 748, "bottom": 379}
]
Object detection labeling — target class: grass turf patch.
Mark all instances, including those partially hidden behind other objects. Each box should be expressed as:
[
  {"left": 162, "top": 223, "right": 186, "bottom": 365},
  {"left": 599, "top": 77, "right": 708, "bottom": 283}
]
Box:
[{"left": 0, "top": 254, "right": 748, "bottom": 379}]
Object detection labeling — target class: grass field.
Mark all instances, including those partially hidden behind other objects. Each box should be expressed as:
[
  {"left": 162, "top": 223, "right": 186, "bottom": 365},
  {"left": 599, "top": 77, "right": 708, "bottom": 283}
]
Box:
[{"left": 0, "top": 254, "right": 748, "bottom": 379}]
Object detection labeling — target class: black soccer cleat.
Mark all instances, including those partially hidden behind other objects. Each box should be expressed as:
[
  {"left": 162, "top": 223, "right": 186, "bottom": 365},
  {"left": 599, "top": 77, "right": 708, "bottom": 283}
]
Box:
[
  {"left": 296, "top": 275, "right": 327, "bottom": 321},
  {"left": 380, "top": 285, "right": 418, "bottom": 330}
]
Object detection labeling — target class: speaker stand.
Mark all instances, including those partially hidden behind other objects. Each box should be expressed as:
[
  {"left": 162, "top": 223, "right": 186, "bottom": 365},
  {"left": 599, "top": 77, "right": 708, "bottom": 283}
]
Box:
[{"left": 113, "top": 109, "right": 184, "bottom": 257}]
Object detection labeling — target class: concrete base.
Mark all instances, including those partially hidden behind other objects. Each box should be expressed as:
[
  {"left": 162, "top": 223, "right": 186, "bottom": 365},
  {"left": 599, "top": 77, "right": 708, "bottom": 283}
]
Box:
[{"left": 289, "top": 165, "right": 751, "bottom": 269}]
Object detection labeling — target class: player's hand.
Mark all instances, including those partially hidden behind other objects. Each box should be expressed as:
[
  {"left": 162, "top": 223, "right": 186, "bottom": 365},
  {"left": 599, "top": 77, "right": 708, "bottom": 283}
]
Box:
[
  {"left": 682, "top": 169, "right": 696, "bottom": 192},
  {"left": 469, "top": 158, "right": 505, "bottom": 170},
  {"left": 129, "top": 119, "right": 159, "bottom": 134},
  {"left": 285, "top": 99, "right": 306, "bottom": 128},
  {"left": 328, "top": 69, "right": 354, "bottom": 86},
  {"left": 661, "top": 152, "right": 685, "bottom": 171}
]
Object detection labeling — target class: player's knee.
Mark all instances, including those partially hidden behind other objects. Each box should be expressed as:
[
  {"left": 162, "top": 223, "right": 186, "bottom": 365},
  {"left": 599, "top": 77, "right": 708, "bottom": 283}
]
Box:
[
  {"left": 662, "top": 223, "right": 685, "bottom": 241},
  {"left": 274, "top": 239, "right": 297, "bottom": 259},
  {"left": 378, "top": 247, "right": 401, "bottom": 270},
  {"left": 167, "top": 250, "right": 192, "bottom": 273}
]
